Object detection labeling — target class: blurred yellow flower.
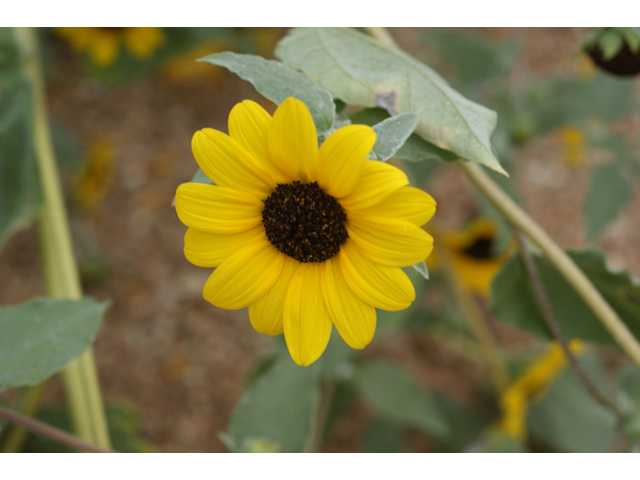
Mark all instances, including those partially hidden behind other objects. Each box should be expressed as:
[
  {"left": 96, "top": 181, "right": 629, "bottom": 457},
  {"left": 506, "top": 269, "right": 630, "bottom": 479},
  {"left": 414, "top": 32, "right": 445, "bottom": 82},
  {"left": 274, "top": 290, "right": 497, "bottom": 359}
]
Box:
[
  {"left": 495, "top": 340, "right": 585, "bottom": 439},
  {"left": 175, "top": 98, "right": 436, "bottom": 366},
  {"left": 428, "top": 218, "right": 511, "bottom": 297},
  {"left": 559, "top": 126, "right": 587, "bottom": 168},
  {"left": 57, "top": 27, "right": 166, "bottom": 67},
  {"left": 74, "top": 138, "right": 115, "bottom": 210}
]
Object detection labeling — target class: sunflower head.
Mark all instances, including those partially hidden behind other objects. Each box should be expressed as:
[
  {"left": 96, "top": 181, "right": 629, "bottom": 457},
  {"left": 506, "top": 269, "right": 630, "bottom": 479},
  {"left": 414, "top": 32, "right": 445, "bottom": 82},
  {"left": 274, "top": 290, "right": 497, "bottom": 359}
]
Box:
[
  {"left": 430, "top": 218, "right": 510, "bottom": 297},
  {"left": 175, "top": 97, "right": 436, "bottom": 366}
]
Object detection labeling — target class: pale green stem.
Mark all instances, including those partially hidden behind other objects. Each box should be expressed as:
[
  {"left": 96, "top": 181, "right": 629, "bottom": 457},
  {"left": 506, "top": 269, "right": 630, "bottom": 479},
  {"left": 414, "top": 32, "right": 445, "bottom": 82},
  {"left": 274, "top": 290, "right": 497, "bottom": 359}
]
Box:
[
  {"left": 14, "top": 27, "right": 112, "bottom": 449},
  {"left": 367, "top": 27, "right": 640, "bottom": 373},
  {"left": 459, "top": 162, "right": 640, "bottom": 372}
]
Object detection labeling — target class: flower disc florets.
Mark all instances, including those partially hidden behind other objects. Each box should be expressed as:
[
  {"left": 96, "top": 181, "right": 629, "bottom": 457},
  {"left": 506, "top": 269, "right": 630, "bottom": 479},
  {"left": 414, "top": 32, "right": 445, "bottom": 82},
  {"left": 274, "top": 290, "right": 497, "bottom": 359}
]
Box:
[{"left": 263, "top": 181, "right": 348, "bottom": 263}]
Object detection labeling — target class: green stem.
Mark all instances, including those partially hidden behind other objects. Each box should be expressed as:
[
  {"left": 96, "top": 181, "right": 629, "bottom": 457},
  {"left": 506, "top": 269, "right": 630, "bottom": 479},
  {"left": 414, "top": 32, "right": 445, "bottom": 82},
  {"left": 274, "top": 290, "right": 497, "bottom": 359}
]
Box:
[
  {"left": 14, "top": 27, "right": 112, "bottom": 449},
  {"left": 366, "top": 27, "right": 640, "bottom": 374},
  {"left": 460, "top": 162, "right": 640, "bottom": 371},
  {"left": 0, "top": 403, "right": 113, "bottom": 453},
  {"left": 0, "top": 382, "right": 48, "bottom": 453},
  {"left": 431, "top": 223, "right": 509, "bottom": 393}
]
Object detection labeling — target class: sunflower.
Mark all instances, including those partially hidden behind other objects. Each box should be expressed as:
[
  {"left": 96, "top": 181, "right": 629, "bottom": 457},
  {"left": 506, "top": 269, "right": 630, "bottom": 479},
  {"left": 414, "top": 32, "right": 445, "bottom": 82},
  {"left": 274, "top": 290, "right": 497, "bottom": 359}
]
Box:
[
  {"left": 56, "top": 27, "right": 166, "bottom": 67},
  {"left": 429, "top": 218, "right": 510, "bottom": 297},
  {"left": 175, "top": 98, "right": 436, "bottom": 366}
]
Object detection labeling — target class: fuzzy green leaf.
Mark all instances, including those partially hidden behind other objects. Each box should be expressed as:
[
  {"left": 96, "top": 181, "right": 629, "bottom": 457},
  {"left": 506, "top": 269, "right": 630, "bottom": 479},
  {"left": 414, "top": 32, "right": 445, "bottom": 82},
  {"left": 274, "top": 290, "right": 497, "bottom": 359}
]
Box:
[
  {"left": 585, "top": 163, "right": 634, "bottom": 240},
  {"left": 0, "top": 29, "right": 40, "bottom": 251},
  {"left": 528, "top": 351, "right": 617, "bottom": 452},
  {"left": 199, "top": 51, "right": 335, "bottom": 133},
  {"left": 223, "top": 355, "right": 322, "bottom": 453},
  {"left": 491, "top": 247, "right": 640, "bottom": 347},
  {"left": 354, "top": 361, "right": 450, "bottom": 440},
  {"left": 350, "top": 108, "right": 458, "bottom": 164},
  {"left": 0, "top": 297, "right": 109, "bottom": 389},
  {"left": 370, "top": 112, "right": 419, "bottom": 161},
  {"left": 276, "top": 28, "right": 504, "bottom": 175}
]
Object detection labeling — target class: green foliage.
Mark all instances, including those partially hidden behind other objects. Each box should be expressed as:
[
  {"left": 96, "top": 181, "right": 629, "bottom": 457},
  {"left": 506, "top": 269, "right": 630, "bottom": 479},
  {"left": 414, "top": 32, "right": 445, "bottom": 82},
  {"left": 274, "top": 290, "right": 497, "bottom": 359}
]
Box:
[
  {"left": 584, "top": 28, "right": 640, "bottom": 58},
  {"left": 527, "top": 73, "right": 635, "bottom": 134},
  {"left": 0, "top": 28, "right": 40, "bottom": 251},
  {"left": 222, "top": 354, "right": 322, "bottom": 452},
  {"left": 360, "top": 418, "right": 404, "bottom": 452},
  {"left": 369, "top": 112, "right": 418, "bottom": 161},
  {"left": 199, "top": 52, "right": 335, "bottom": 134},
  {"left": 353, "top": 361, "right": 450, "bottom": 440},
  {"left": 423, "top": 30, "right": 520, "bottom": 85},
  {"left": 276, "top": 28, "right": 505, "bottom": 175},
  {"left": 617, "top": 365, "right": 640, "bottom": 449},
  {"left": 585, "top": 163, "right": 634, "bottom": 240},
  {"left": 0, "top": 297, "right": 108, "bottom": 390},
  {"left": 20, "top": 402, "right": 156, "bottom": 452},
  {"left": 491, "top": 247, "right": 640, "bottom": 347},
  {"left": 528, "top": 352, "right": 617, "bottom": 452},
  {"left": 349, "top": 107, "right": 458, "bottom": 164}
]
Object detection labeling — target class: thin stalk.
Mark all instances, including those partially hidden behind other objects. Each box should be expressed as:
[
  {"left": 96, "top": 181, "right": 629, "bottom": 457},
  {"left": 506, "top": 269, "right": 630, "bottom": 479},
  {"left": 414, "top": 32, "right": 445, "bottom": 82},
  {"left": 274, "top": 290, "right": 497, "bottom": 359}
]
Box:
[
  {"left": 431, "top": 223, "right": 509, "bottom": 393},
  {"left": 307, "top": 380, "right": 337, "bottom": 452},
  {"left": 14, "top": 27, "right": 112, "bottom": 449},
  {"left": 0, "top": 404, "right": 113, "bottom": 453},
  {"left": 513, "top": 231, "right": 620, "bottom": 414},
  {"left": 0, "top": 382, "right": 48, "bottom": 453},
  {"left": 365, "top": 27, "right": 640, "bottom": 373},
  {"left": 460, "top": 162, "right": 640, "bottom": 372}
]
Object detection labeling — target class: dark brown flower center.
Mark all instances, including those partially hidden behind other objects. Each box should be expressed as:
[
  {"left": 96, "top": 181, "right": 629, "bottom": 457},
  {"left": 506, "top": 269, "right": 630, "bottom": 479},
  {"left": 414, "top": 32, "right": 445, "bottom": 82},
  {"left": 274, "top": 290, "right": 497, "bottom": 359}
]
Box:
[
  {"left": 462, "top": 236, "right": 495, "bottom": 259},
  {"left": 262, "top": 181, "right": 348, "bottom": 263}
]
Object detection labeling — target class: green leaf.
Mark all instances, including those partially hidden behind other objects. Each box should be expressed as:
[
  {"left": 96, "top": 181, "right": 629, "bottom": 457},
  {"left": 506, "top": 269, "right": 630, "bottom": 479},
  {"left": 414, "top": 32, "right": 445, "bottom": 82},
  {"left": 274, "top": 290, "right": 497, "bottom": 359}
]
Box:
[
  {"left": 491, "top": 247, "right": 640, "bottom": 347},
  {"left": 354, "top": 361, "right": 450, "bottom": 440},
  {"left": 431, "top": 393, "right": 489, "bottom": 452},
  {"left": 223, "top": 355, "right": 322, "bottom": 452},
  {"left": 199, "top": 51, "right": 335, "bottom": 134},
  {"left": 529, "top": 74, "right": 635, "bottom": 134},
  {"left": 361, "top": 418, "right": 404, "bottom": 453},
  {"left": 617, "top": 365, "right": 640, "bottom": 447},
  {"left": 528, "top": 351, "right": 617, "bottom": 452},
  {"left": 600, "top": 31, "right": 625, "bottom": 60},
  {"left": 370, "top": 112, "right": 418, "bottom": 161},
  {"left": 411, "top": 261, "right": 429, "bottom": 280},
  {"left": 0, "top": 31, "right": 40, "bottom": 251},
  {"left": 585, "top": 163, "right": 634, "bottom": 240},
  {"left": 350, "top": 107, "right": 458, "bottom": 164},
  {"left": 0, "top": 297, "right": 108, "bottom": 390},
  {"left": 423, "top": 30, "right": 520, "bottom": 85},
  {"left": 276, "top": 28, "right": 504, "bottom": 175}
]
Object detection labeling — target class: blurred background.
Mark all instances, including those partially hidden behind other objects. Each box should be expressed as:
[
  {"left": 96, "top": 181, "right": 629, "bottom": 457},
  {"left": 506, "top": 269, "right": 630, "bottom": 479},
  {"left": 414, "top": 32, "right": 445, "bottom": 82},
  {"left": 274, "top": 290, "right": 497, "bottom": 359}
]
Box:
[{"left": 0, "top": 27, "right": 639, "bottom": 452}]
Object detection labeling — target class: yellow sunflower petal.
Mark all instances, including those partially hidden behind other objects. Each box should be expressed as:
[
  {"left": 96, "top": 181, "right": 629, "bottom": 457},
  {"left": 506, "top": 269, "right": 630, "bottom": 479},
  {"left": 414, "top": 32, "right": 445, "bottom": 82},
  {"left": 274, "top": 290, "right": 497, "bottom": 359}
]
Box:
[
  {"left": 183, "top": 225, "right": 266, "bottom": 268},
  {"left": 175, "top": 183, "right": 263, "bottom": 234},
  {"left": 355, "top": 186, "right": 437, "bottom": 227},
  {"left": 203, "top": 239, "right": 285, "bottom": 310},
  {"left": 347, "top": 216, "right": 434, "bottom": 267},
  {"left": 268, "top": 97, "right": 319, "bottom": 183},
  {"left": 339, "top": 239, "right": 415, "bottom": 311},
  {"left": 321, "top": 257, "right": 376, "bottom": 349},
  {"left": 283, "top": 263, "right": 332, "bottom": 366},
  {"left": 248, "top": 255, "right": 299, "bottom": 336},
  {"left": 192, "top": 128, "right": 276, "bottom": 196},
  {"left": 228, "top": 100, "right": 292, "bottom": 185},
  {"left": 318, "top": 124, "right": 376, "bottom": 198},
  {"left": 339, "top": 161, "right": 408, "bottom": 211}
]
